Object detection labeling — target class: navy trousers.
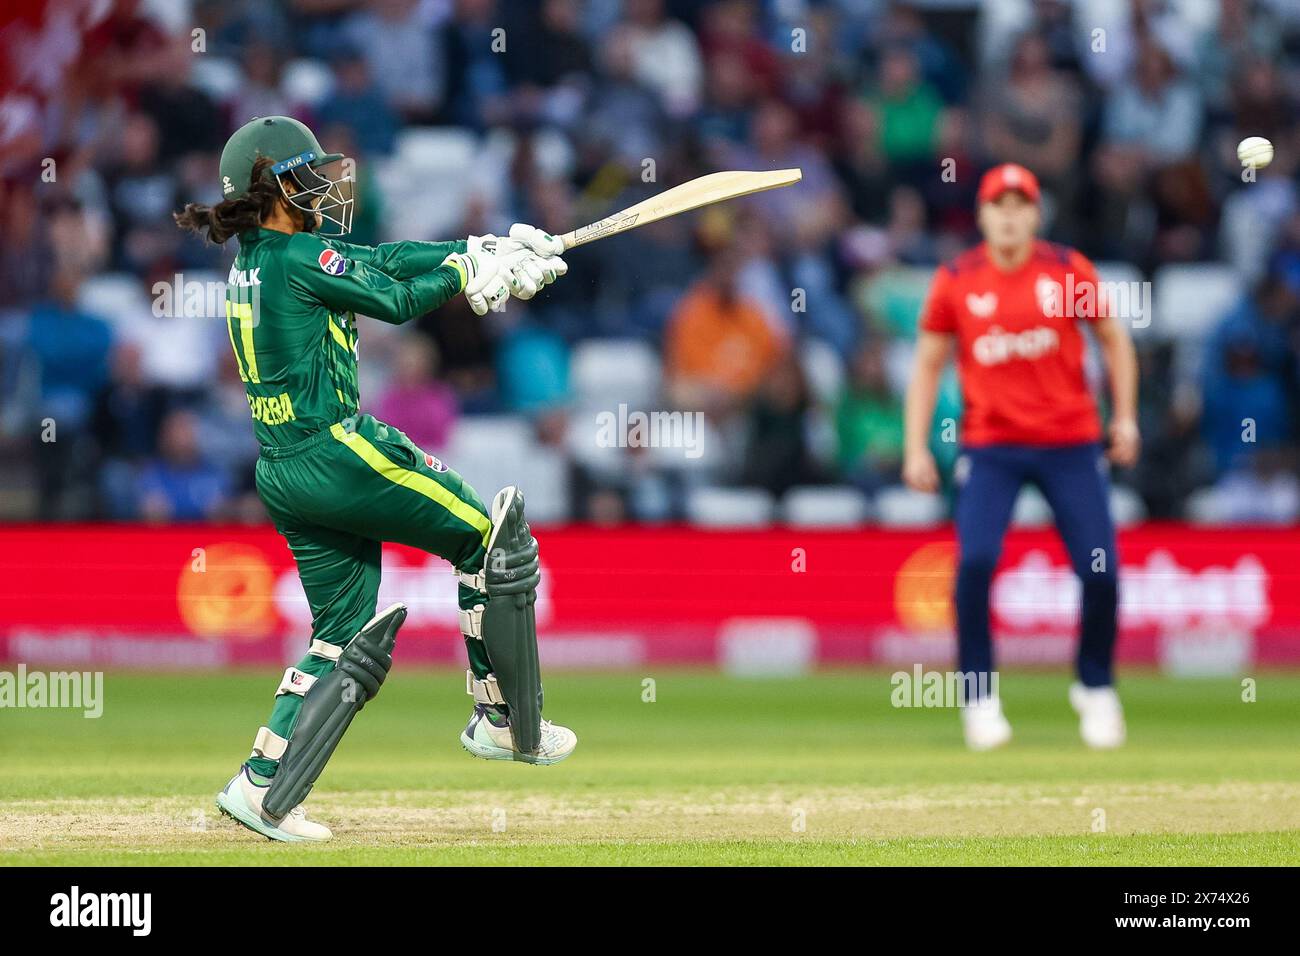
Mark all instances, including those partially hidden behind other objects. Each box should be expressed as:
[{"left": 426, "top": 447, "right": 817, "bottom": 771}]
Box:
[{"left": 952, "top": 442, "right": 1119, "bottom": 696}]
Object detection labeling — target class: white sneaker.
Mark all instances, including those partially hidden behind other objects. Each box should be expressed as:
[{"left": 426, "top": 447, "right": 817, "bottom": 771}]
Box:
[
  {"left": 961, "top": 695, "right": 1012, "bottom": 751},
  {"left": 1069, "top": 682, "right": 1126, "bottom": 749},
  {"left": 460, "top": 704, "right": 577, "bottom": 765},
  {"left": 215, "top": 765, "right": 333, "bottom": 842}
]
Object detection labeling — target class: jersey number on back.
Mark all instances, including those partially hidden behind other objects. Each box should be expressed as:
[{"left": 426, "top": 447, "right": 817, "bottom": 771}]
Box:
[{"left": 225, "top": 300, "right": 259, "bottom": 383}]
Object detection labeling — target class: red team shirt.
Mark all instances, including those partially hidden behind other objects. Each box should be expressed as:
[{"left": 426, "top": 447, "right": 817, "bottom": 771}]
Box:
[{"left": 920, "top": 239, "right": 1105, "bottom": 447}]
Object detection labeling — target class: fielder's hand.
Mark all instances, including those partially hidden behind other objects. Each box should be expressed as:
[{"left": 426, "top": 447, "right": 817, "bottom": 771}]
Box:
[
  {"left": 902, "top": 447, "right": 941, "bottom": 493},
  {"left": 1107, "top": 417, "right": 1141, "bottom": 467}
]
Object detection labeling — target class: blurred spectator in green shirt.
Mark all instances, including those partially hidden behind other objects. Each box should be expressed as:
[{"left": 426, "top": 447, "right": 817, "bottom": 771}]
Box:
[
  {"left": 835, "top": 343, "right": 904, "bottom": 493},
  {"left": 866, "top": 46, "right": 944, "bottom": 170}
]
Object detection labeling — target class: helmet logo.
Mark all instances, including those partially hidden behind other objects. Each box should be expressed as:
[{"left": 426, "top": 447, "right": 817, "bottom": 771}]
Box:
[
  {"left": 318, "top": 249, "right": 347, "bottom": 276},
  {"left": 222, "top": 175, "right": 234, "bottom": 195}
]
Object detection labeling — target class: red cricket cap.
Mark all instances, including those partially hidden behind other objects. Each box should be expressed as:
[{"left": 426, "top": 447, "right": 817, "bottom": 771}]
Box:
[{"left": 977, "top": 163, "right": 1041, "bottom": 205}]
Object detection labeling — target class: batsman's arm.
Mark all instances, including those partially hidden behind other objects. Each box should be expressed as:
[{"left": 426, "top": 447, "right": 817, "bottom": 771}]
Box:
[
  {"left": 323, "top": 238, "right": 468, "bottom": 280},
  {"left": 288, "top": 234, "right": 463, "bottom": 325}
]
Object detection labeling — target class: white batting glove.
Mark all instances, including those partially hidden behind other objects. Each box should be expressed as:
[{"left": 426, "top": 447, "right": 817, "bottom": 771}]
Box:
[
  {"left": 498, "top": 224, "right": 567, "bottom": 300},
  {"left": 443, "top": 239, "right": 511, "bottom": 315},
  {"left": 502, "top": 249, "right": 568, "bottom": 301},
  {"left": 505, "top": 222, "right": 565, "bottom": 257}
]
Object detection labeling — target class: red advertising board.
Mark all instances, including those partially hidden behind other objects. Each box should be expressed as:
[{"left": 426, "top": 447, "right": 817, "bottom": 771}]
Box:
[{"left": 1, "top": 524, "right": 1297, "bottom": 670}]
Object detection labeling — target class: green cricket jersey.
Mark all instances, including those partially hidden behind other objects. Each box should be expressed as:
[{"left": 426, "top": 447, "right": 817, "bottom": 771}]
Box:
[{"left": 224, "top": 229, "right": 467, "bottom": 447}]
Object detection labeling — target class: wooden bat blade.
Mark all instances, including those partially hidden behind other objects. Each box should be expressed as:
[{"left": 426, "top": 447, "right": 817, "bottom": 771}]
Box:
[{"left": 560, "top": 168, "right": 802, "bottom": 249}]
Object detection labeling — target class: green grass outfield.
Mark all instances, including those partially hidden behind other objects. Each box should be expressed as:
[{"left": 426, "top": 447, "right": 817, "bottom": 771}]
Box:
[{"left": 1, "top": 669, "right": 1297, "bottom": 865}]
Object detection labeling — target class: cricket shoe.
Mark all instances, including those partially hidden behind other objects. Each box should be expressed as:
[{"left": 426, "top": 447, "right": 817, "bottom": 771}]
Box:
[
  {"left": 460, "top": 704, "right": 577, "bottom": 765},
  {"left": 1069, "top": 682, "right": 1126, "bottom": 749},
  {"left": 961, "top": 695, "right": 1012, "bottom": 751},
  {"left": 215, "top": 764, "right": 333, "bottom": 842}
]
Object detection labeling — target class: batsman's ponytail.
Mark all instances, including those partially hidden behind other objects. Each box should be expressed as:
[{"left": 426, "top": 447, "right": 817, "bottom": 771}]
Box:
[{"left": 174, "top": 157, "right": 283, "bottom": 244}]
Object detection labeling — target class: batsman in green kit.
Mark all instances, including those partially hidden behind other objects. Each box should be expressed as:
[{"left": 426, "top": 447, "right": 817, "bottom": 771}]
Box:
[{"left": 175, "top": 116, "right": 577, "bottom": 842}]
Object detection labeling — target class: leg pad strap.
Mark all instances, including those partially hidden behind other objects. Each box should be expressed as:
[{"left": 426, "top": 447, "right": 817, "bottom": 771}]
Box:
[
  {"left": 252, "top": 726, "right": 288, "bottom": 761},
  {"left": 459, "top": 604, "right": 485, "bottom": 640},
  {"left": 466, "top": 669, "right": 506, "bottom": 705}
]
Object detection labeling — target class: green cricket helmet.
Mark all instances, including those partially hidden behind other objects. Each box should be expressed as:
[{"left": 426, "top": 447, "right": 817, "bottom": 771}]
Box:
[{"left": 219, "top": 115, "right": 354, "bottom": 236}]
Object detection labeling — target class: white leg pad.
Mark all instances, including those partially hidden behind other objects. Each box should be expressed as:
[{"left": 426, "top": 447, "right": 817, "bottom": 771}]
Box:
[
  {"left": 251, "top": 726, "right": 289, "bottom": 761},
  {"left": 466, "top": 669, "right": 506, "bottom": 705}
]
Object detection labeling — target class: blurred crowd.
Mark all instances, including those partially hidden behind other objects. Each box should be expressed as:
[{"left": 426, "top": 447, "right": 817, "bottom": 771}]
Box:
[{"left": 2, "top": 0, "right": 1300, "bottom": 525}]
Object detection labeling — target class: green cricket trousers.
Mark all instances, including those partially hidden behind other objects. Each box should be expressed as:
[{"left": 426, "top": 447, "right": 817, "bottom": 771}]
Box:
[{"left": 247, "top": 413, "right": 495, "bottom": 777}]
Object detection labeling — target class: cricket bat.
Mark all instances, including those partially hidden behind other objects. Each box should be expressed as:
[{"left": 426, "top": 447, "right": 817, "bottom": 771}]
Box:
[{"left": 559, "top": 168, "right": 802, "bottom": 250}]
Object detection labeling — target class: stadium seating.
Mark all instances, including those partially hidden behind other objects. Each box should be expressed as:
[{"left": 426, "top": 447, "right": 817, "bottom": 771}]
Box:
[
  {"left": 1109, "top": 484, "right": 1147, "bottom": 527},
  {"left": 1012, "top": 486, "right": 1053, "bottom": 527},
  {"left": 188, "top": 56, "right": 243, "bottom": 102},
  {"left": 442, "top": 415, "right": 570, "bottom": 522},
  {"left": 686, "top": 486, "right": 776, "bottom": 527},
  {"left": 570, "top": 339, "right": 662, "bottom": 409},
  {"left": 281, "top": 59, "right": 335, "bottom": 107},
  {"left": 875, "top": 486, "right": 946, "bottom": 527},
  {"left": 1152, "top": 264, "right": 1243, "bottom": 341},
  {"left": 781, "top": 485, "right": 871, "bottom": 527},
  {"left": 77, "top": 273, "right": 152, "bottom": 328},
  {"left": 376, "top": 128, "right": 483, "bottom": 240}
]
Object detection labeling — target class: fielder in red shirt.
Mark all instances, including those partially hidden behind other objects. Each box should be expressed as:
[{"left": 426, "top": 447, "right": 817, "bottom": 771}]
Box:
[{"left": 903, "top": 163, "right": 1140, "bottom": 751}]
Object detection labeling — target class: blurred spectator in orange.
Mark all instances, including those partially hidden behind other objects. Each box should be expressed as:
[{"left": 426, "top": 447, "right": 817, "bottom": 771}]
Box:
[{"left": 665, "top": 237, "right": 785, "bottom": 418}]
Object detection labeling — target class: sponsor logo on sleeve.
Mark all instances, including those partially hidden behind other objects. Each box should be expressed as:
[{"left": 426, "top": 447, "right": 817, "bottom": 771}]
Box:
[
  {"left": 965, "top": 292, "right": 998, "bottom": 318},
  {"left": 318, "top": 249, "right": 347, "bottom": 276}
]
